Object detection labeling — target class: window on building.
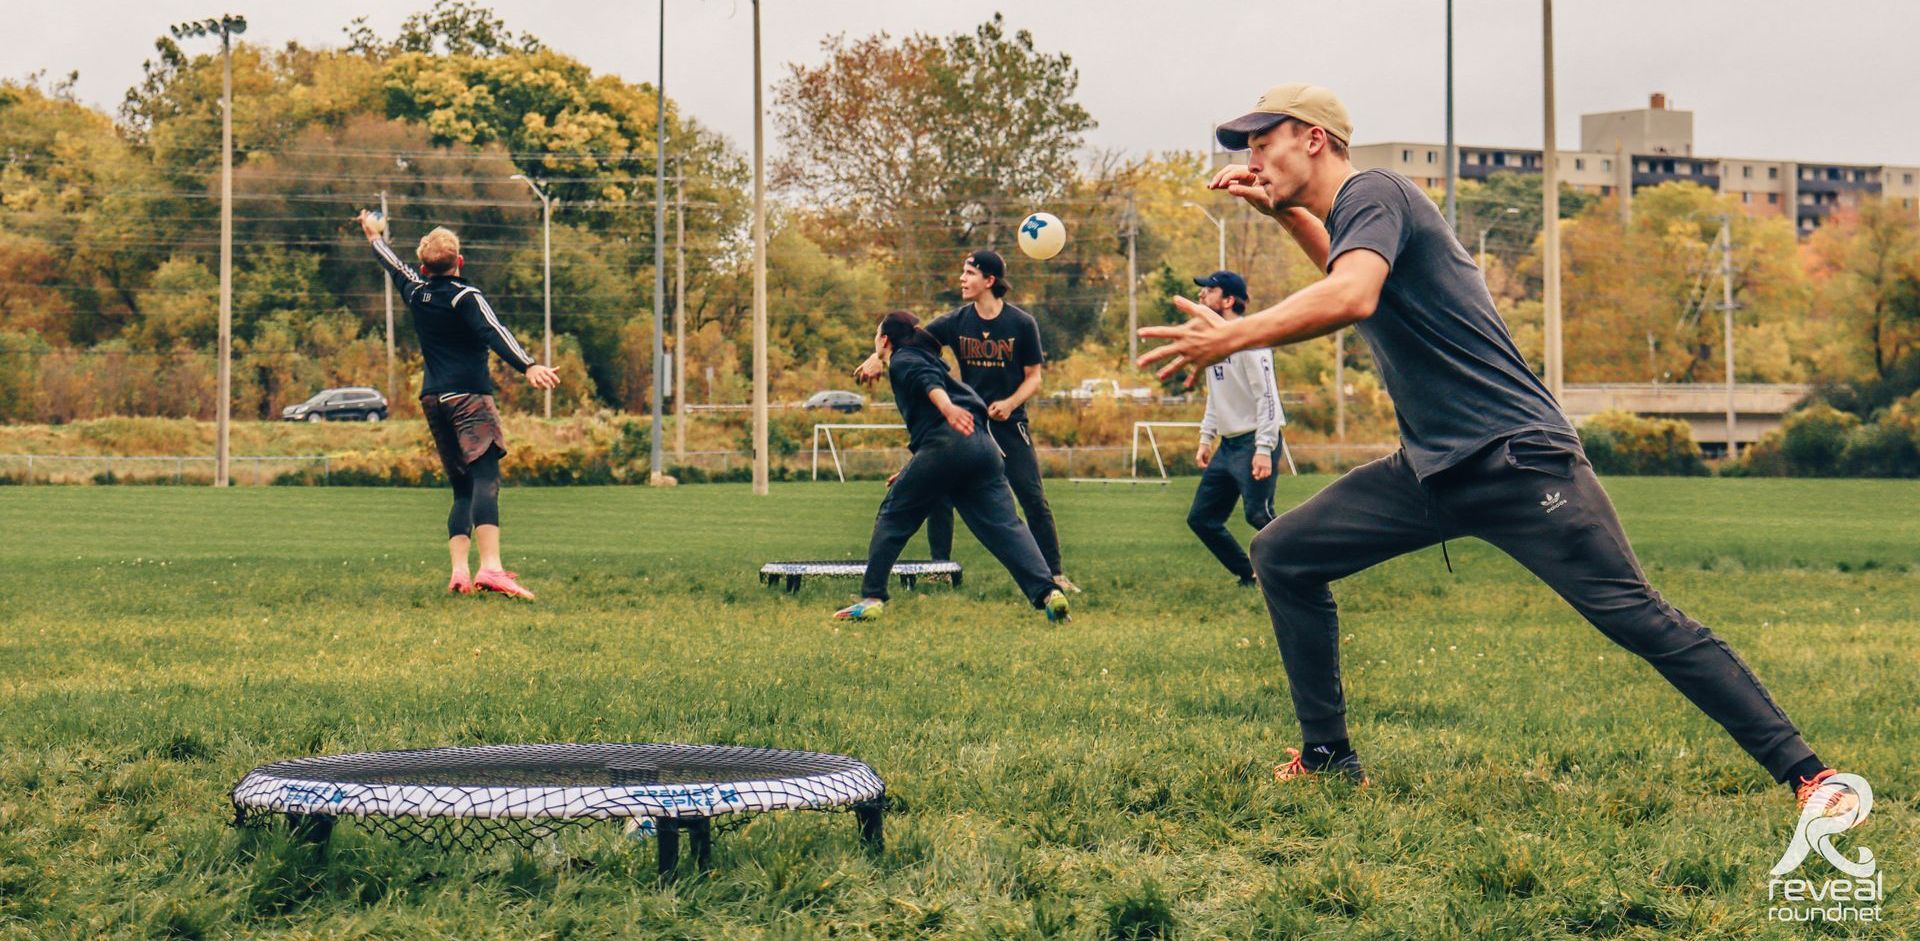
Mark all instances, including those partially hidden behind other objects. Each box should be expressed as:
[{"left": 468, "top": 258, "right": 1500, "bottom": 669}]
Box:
[
  {"left": 1427, "top": 150, "right": 1437, "bottom": 164},
  {"left": 1826, "top": 167, "right": 1841, "bottom": 181},
  {"left": 1602, "top": 159, "right": 1612, "bottom": 172},
  {"left": 1401, "top": 149, "right": 1411, "bottom": 162},
  {"left": 1800, "top": 167, "right": 1813, "bottom": 180},
  {"left": 1637, "top": 160, "right": 1650, "bottom": 173},
  {"left": 1493, "top": 153, "right": 1507, "bottom": 166},
  {"left": 1904, "top": 173, "right": 1914, "bottom": 185},
  {"left": 1767, "top": 193, "right": 1778, "bottom": 205},
  {"left": 1676, "top": 162, "right": 1690, "bottom": 175},
  {"left": 1663, "top": 160, "right": 1676, "bottom": 173},
  {"left": 1601, "top": 185, "right": 1612, "bottom": 196},
  {"left": 1742, "top": 165, "right": 1752, "bottom": 179},
  {"left": 1742, "top": 192, "right": 1752, "bottom": 204},
  {"left": 1800, "top": 193, "right": 1814, "bottom": 205},
  {"left": 1769, "top": 167, "right": 1779, "bottom": 179},
  {"left": 1575, "top": 158, "right": 1585, "bottom": 171}
]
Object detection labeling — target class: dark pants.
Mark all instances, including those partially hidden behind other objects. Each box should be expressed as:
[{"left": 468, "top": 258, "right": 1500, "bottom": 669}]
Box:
[
  {"left": 864, "top": 427, "right": 1056, "bottom": 606},
  {"left": 1249, "top": 430, "right": 1814, "bottom": 782},
  {"left": 1187, "top": 432, "right": 1277, "bottom": 579},
  {"left": 927, "top": 418, "right": 1063, "bottom": 576}
]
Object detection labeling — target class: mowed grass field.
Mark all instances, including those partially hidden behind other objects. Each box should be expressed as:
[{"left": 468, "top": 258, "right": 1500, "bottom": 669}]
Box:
[{"left": 1, "top": 477, "right": 1916, "bottom": 940}]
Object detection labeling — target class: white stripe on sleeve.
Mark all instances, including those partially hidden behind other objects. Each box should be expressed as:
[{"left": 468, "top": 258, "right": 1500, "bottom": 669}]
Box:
[{"left": 462, "top": 288, "right": 536, "bottom": 367}]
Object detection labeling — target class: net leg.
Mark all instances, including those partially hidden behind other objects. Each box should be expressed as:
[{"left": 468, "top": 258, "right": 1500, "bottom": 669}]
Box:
[
  {"left": 951, "top": 571, "right": 963, "bottom": 589},
  {"left": 287, "top": 813, "right": 334, "bottom": 850},
  {"left": 687, "top": 817, "right": 713, "bottom": 872},
  {"left": 854, "top": 798, "right": 884, "bottom": 854},
  {"left": 786, "top": 574, "right": 801, "bottom": 593},
  {"left": 656, "top": 818, "right": 681, "bottom": 877},
  {"left": 900, "top": 573, "right": 915, "bottom": 591}
]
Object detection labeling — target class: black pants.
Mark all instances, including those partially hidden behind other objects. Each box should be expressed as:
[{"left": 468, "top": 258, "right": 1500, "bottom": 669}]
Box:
[
  {"left": 1250, "top": 430, "right": 1814, "bottom": 782},
  {"left": 863, "top": 427, "right": 1056, "bottom": 606},
  {"left": 1187, "top": 432, "right": 1276, "bottom": 580},
  {"left": 927, "top": 419, "right": 1063, "bottom": 576}
]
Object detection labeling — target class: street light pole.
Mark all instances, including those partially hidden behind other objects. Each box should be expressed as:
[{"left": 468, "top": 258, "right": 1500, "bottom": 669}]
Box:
[
  {"left": 1445, "top": 0, "right": 1457, "bottom": 232},
  {"left": 509, "top": 174, "right": 553, "bottom": 418},
  {"left": 651, "top": 0, "right": 667, "bottom": 481},
  {"left": 381, "top": 191, "right": 394, "bottom": 407},
  {"left": 1540, "top": 0, "right": 1564, "bottom": 399},
  {"left": 172, "top": 14, "right": 245, "bottom": 487},
  {"left": 751, "top": 0, "right": 769, "bottom": 495},
  {"left": 674, "top": 168, "right": 687, "bottom": 460},
  {"left": 1182, "top": 201, "right": 1227, "bottom": 271}
]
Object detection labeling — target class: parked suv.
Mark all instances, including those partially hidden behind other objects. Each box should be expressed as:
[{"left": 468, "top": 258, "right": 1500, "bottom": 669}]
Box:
[
  {"left": 282, "top": 387, "right": 389, "bottom": 422},
  {"left": 802, "top": 390, "right": 865, "bottom": 413}
]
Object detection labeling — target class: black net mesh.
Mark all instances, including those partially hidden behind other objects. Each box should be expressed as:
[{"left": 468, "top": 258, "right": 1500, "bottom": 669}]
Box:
[
  {"left": 231, "top": 743, "right": 885, "bottom": 854},
  {"left": 760, "top": 560, "right": 961, "bottom": 592}
]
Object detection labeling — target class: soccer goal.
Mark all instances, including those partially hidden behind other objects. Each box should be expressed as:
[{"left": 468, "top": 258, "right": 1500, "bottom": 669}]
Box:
[
  {"left": 1129, "top": 421, "right": 1297, "bottom": 480},
  {"left": 811, "top": 423, "right": 906, "bottom": 482}
]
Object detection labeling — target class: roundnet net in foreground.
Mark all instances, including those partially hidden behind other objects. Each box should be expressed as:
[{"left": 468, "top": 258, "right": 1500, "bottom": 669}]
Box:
[
  {"left": 760, "top": 559, "right": 962, "bottom": 593},
  {"left": 231, "top": 743, "right": 887, "bottom": 862}
]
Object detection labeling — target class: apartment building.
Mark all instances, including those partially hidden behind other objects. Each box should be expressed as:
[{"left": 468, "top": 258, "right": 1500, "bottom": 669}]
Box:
[{"left": 1349, "top": 94, "right": 1920, "bottom": 234}]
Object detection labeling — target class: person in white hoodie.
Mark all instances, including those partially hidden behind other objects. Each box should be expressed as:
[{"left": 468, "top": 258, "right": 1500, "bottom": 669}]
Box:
[{"left": 1187, "top": 270, "right": 1284, "bottom": 586}]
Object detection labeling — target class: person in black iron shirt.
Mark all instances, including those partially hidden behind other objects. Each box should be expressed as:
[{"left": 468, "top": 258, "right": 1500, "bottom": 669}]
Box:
[
  {"left": 855, "top": 250, "right": 1080, "bottom": 594},
  {"left": 359, "top": 211, "right": 559, "bottom": 600},
  {"left": 834, "top": 311, "right": 1070, "bottom": 624}
]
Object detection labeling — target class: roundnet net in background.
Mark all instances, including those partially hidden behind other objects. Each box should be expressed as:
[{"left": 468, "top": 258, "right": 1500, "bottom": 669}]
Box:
[
  {"left": 231, "top": 743, "right": 886, "bottom": 854},
  {"left": 760, "top": 559, "right": 962, "bottom": 592}
]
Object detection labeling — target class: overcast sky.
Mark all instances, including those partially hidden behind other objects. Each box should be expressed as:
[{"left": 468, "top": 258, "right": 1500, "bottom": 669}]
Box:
[{"left": 11, "top": 0, "right": 1919, "bottom": 166}]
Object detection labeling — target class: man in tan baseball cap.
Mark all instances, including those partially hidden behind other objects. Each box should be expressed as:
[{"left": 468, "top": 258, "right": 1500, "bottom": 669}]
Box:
[
  {"left": 1133, "top": 82, "right": 1848, "bottom": 817},
  {"left": 1212, "top": 82, "right": 1353, "bottom": 153}
]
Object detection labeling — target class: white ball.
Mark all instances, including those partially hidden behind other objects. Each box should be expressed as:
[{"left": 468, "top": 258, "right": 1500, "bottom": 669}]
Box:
[{"left": 1017, "top": 212, "right": 1066, "bottom": 260}]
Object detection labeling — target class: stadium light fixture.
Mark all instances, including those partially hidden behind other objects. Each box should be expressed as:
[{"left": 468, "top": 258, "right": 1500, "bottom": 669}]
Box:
[
  {"left": 510, "top": 175, "right": 555, "bottom": 419},
  {"left": 171, "top": 13, "right": 247, "bottom": 487}
]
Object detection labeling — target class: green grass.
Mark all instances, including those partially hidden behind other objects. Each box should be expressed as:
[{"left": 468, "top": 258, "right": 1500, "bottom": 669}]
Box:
[{"left": 1, "top": 477, "right": 1915, "bottom": 939}]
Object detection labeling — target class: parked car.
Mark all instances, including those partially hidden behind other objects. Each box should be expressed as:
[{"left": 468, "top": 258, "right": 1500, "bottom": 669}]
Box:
[
  {"left": 282, "top": 387, "right": 389, "bottom": 422},
  {"left": 801, "top": 390, "right": 866, "bottom": 413},
  {"left": 1049, "top": 378, "right": 1155, "bottom": 403}
]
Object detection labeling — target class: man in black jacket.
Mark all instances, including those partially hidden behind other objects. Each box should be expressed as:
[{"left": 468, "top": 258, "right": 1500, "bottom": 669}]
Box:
[{"left": 359, "top": 211, "right": 560, "bottom": 599}]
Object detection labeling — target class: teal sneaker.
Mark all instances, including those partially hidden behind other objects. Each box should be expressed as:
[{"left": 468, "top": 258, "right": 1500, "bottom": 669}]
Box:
[
  {"left": 1043, "top": 589, "right": 1071, "bottom": 623},
  {"left": 833, "top": 599, "right": 885, "bottom": 621}
]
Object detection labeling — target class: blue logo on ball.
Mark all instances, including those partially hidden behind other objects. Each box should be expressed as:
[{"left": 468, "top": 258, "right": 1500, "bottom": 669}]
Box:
[{"left": 1021, "top": 215, "right": 1049, "bottom": 239}]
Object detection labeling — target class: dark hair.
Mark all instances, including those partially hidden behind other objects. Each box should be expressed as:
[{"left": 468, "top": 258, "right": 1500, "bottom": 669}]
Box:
[
  {"left": 879, "top": 310, "right": 943, "bottom": 354},
  {"left": 1232, "top": 297, "right": 1247, "bottom": 314},
  {"left": 966, "top": 249, "right": 1010, "bottom": 298}
]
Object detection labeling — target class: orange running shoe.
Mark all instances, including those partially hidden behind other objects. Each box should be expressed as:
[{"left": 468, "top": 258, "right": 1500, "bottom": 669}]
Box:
[
  {"left": 448, "top": 571, "right": 473, "bottom": 594},
  {"left": 473, "top": 568, "right": 536, "bottom": 600},
  {"left": 1274, "top": 746, "right": 1369, "bottom": 786},
  {"left": 1794, "top": 768, "right": 1860, "bottom": 819}
]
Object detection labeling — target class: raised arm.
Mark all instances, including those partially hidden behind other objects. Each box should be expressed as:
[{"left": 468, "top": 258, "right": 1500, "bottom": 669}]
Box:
[
  {"left": 1137, "top": 250, "right": 1388, "bottom": 386},
  {"left": 359, "top": 211, "right": 427, "bottom": 304}
]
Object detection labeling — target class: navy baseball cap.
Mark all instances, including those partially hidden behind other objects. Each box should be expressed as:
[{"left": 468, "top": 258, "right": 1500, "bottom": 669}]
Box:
[
  {"left": 1193, "top": 270, "right": 1248, "bottom": 302},
  {"left": 966, "top": 249, "right": 1009, "bottom": 297}
]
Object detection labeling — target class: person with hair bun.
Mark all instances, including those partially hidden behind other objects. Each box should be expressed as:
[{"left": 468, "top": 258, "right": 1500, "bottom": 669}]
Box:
[{"left": 833, "top": 311, "right": 1070, "bottom": 623}]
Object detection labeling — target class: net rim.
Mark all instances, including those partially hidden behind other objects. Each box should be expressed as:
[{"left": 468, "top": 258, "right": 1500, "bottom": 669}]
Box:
[
  {"left": 230, "top": 742, "right": 885, "bottom": 821},
  {"left": 760, "top": 560, "right": 962, "bottom": 576}
]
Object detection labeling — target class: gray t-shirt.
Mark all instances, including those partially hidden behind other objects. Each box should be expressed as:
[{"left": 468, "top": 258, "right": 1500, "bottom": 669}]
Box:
[{"left": 1326, "top": 169, "right": 1572, "bottom": 478}]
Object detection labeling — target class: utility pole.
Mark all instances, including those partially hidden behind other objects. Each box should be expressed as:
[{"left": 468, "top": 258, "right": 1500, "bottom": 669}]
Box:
[
  {"left": 1125, "top": 194, "right": 1138, "bottom": 363},
  {"left": 509, "top": 174, "right": 553, "bottom": 417},
  {"left": 1720, "top": 217, "right": 1738, "bottom": 460},
  {"left": 1540, "top": 0, "right": 1564, "bottom": 400},
  {"left": 674, "top": 169, "right": 687, "bottom": 460},
  {"left": 751, "top": 0, "right": 769, "bottom": 495},
  {"left": 381, "top": 190, "right": 394, "bottom": 408},
  {"left": 1444, "top": 0, "right": 1457, "bottom": 232},
  {"left": 650, "top": 0, "right": 667, "bottom": 480},
  {"left": 173, "top": 15, "right": 245, "bottom": 486}
]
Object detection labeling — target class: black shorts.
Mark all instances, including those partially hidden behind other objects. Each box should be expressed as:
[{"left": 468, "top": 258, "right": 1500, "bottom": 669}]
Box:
[{"left": 421, "top": 393, "right": 507, "bottom": 477}]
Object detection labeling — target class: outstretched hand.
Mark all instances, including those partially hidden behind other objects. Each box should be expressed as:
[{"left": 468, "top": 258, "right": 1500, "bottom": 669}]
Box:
[
  {"left": 1209, "top": 164, "right": 1281, "bottom": 220},
  {"left": 355, "top": 209, "right": 386, "bottom": 242},
  {"left": 1136, "top": 296, "right": 1238, "bottom": 388},
  {"left": 525, "top": 364, "right": 561, "bottom": 390}
]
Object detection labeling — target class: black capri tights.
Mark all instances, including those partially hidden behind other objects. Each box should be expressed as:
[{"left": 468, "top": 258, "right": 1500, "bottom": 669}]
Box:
[{"left": 447, "top": 449, "right": 502, "bottom": 538}]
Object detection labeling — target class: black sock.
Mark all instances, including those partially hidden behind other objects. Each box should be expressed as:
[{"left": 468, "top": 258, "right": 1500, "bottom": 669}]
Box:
[
  {"left": 1782, "top": 755, "right": 1827, "bottom": 788},
  {"left": 1301, "top": 739, "right": 1354, "bottom": 769}
]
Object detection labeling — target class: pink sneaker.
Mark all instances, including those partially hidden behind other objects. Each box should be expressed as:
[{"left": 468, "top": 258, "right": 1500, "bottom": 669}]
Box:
[
  {"left": 474, "top": 568, "right": 536, "bottom": 600},
  {"left": 448, "top": 572, "right": 474, "bottom": 594}
]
